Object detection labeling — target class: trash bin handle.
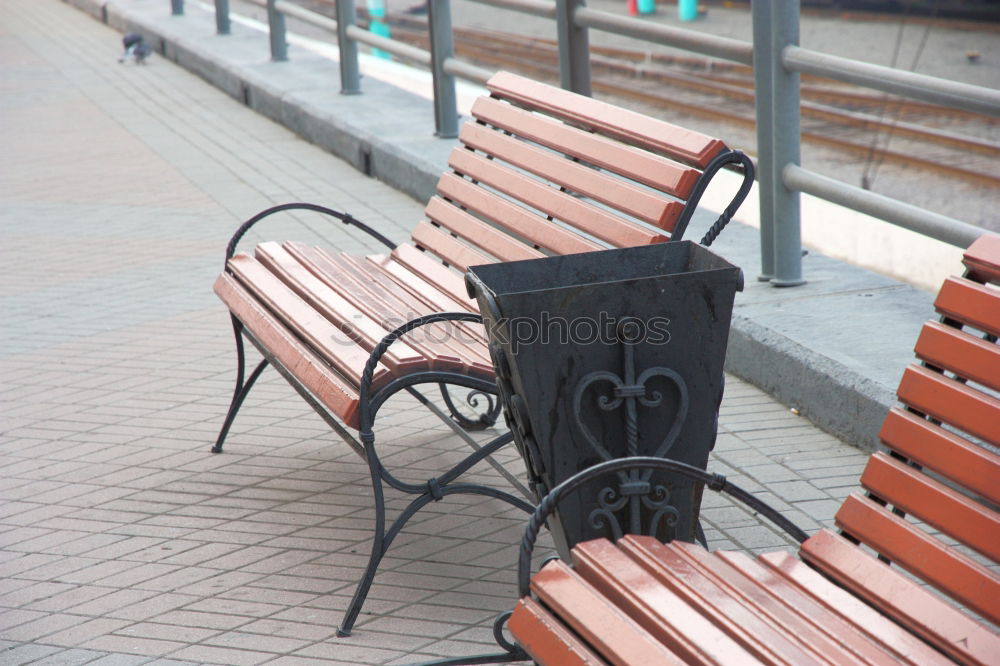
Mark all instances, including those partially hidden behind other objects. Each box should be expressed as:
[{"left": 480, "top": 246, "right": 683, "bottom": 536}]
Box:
[{"left": 516, "top": 455, "right": 808, "bottom": 598}]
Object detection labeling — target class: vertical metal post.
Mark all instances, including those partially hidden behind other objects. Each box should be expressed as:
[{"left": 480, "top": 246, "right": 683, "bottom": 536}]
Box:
[
  {"left": 555, "top": 0, "right": 591, "bottom": 95},
  {"left": 428, "top": 0, "right": 459, "bottom": 138},
  {"left": 751, "top": 0, "right": 774, "bottom": 281},
  {"left": 266, "top": 0, "right": 288, "bottom": 61},
  {"left": 771, "top": 1, "right": 804, "bottom": 286},
  {"left": 171, "top": 0, "right": 183, "bottom": 15},
  {"left": 215, "top": 0, "right": 230, "bottom": 34},
  {"left": 337, "top": 0, "right": 362, "bottom": 94}
]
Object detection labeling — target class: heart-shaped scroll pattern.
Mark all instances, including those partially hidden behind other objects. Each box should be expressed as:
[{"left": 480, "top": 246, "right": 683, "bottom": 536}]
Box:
[
  {"left": 571, "top": 348, "right": 690, "bottom": 538},
  {"left": 572, "top": 366, "right": 689, "bottom": 464}
]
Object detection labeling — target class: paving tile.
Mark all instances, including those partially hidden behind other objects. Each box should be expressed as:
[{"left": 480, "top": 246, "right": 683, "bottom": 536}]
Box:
[
  {"left": 166, "top": 645, "right": 272, "bottom": 665},
  {"left": 114, "top": 621, "right": 220, "bottom": 644},
  {"left": 108, "top": 593, "right": 202, "bottom": 623},
  {"left": 25, "top": 647, "right": 109, "bottom": 665},
  {"left": 42, "top": 618, "right": 134, "bottom": 648},
  {"left": 81, "top": 634, "right": 186, "bottom": 658},
  {"left": 82, "top": 654, "right": 152, "bottom": 666},
  {"left": 0, "top": 643, "right": 62, "bottom": 665},
  {"left": 0, "top": 613, "right": 84, "bottom": 643}
]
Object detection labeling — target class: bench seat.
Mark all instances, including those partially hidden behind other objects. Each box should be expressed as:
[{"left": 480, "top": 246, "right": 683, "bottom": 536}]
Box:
[
  {"left": 513, "top": 533, "right": 996, "bottom": 665},
  {"left": 506, "top": 234, "right": 1000, "bottom": 666},
  {"left": 215, "top": 241, "right": 497, "bottom": 428}
]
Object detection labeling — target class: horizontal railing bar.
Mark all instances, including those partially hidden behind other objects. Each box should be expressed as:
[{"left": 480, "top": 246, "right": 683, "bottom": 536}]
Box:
[
  {"left": 574, "top": 6, "right": 753, "bottom": 66},
  {"left": 464, "top": 0, "right": 556, "bottom": 19},
  {"left": 783, "top": 165, "right": 982, "bottom": 248},
  {"left": 345, "top": 24, "right": 432, "bottom": 65},
  {"left": 443, "top": 56, "right": 493, "bottom": 85},
  {"left": 273, "top": 0, "right": 338, "bottom": 32},
  {"left": 783, "top": 46, "right": 1000, "bottom": 118}
]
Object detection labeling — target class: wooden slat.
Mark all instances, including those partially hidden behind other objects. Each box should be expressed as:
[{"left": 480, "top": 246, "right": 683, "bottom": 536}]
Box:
[
  {"left": 508, "top": 598, "right": 609, "bottom": 666},
  {"left": 339, "top": 253, "right": 495, "bottom": 374},
  {"left": 308, "top": 247, "right": 491, "bottom": 373},
  {"left": 757, "top": 549, "right": 954, "bottom": 666},
  {"left": 572, "top": 539, "right": 773, "bottom": 665},
  {"left": 410, "top": 220, "right": 494, "bottom": 272},
  {"left": 665, "top": 539, "right": 895, "bottom": 666},
  {"left": 962, "top": 233, "right": 1000, "bottom": 284},
  {"left": 389, "top": 243, "right": 474, "bottom": 309},
  {"left": 713, "top": 549, "right": 936, "bottom": 666},
  {"left": 486, "top": 71, "right": 727, "bottom": 168},
  {"left": 859, "top": 452, "right": 1000, "bottom": 561},
  {"left": 424, "top": 195, "right": 545, "bottom": 263},
  {"left": 914, "top": 320, "right": 1000, "bottom": 392},
  {"left": 471, "top": 96, "right": 700, "bottom": 199},
  {"left": 226, "top": 254, "right": 387, "bottom": 387},
  {"left": 253, "top": 242, "right": 424, "bottom": 372},
  {"left": 448, "top": 149, "right": 668, "bottom": 248},
  {"left": 214, "top": 273, "right": 361, "bottom": 428},
  {"left": 529, "top": 560, "right": 693, "bottom": 665},
  {"left": 833, "top": 494, "right": 1000, "bottom": 624},
  {"left": 878, "top": 407, "right": 1000, "bottom": 504},
  {"left": 283, "top": 244, "right": 475, "bottom": 373},
  {"left": 896, "top": 364, "right": 1000, "bottom": 445},
  {"left": 934, "top": 276, "right": 1000, "bottom": 336},
  {"left": 800, "top": 528, "right": 1000, "bottom": 666},
  {"left": 609, "top": 537, "right": 848, "bottom": 665},
  {"left": 459, "top": 122, "right": 681, "bottom": 230},
  {"left": 339, "top": 253, "right": 495, "bottom": 373},
  {"left": 436, "top": 172, "right": 601, "bottom": 255}
]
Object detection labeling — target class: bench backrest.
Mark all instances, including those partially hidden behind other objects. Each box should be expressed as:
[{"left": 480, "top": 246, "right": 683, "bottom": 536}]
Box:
[
  {"left": 408, "top": 71, "right": 752, "bottom": 272},
  {"left": 808, "top": 234, "right": 1000, "bottom": 625}
]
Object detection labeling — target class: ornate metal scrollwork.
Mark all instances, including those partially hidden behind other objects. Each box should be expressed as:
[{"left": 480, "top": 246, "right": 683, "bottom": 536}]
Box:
[
  {"left": 438, "top": 384, "right": 502, "bottom": 431},
  {"left": 571, "top": 325, "right": 689, "bottom": 539}
]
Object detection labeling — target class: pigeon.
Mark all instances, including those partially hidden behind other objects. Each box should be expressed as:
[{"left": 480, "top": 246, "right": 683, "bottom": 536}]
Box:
[{"left": 119, "top": 32, "right": 151, "bottom": 65}]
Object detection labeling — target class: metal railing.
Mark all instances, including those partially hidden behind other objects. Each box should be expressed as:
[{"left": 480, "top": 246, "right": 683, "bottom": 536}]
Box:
[{"left": 189, "top": 0, "right": 997, "bottom": 286}]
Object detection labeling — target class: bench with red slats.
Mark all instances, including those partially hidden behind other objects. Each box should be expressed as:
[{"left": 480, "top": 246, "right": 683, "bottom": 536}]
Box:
[
  {"left": 210, "top": 70, "right": 755, "bottom": 637},
  {"left": 508, "top": 234, "right": 1000, "bottom": 666}
]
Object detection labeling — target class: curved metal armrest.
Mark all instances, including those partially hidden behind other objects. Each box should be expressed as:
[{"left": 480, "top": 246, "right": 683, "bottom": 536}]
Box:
[
  {"left": 223, "top": 201, "right": 398, "bottom": 266},
  {"left": 516, "top": 455, "right": 808, "bottom": 598},
  {"left": 357, "top": 311, "right": 485, "bottom": 440},
  {"left": 671, "top": 150, "right": 756, "bottom": 247}
]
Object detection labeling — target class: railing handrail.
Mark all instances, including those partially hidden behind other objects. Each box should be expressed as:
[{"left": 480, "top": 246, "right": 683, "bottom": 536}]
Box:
[
  {"left": 201, "top": 0, "right": 994, "bottom": 284},
  {"left": 784, "top": 46, "right": 1000, "bottom": 119}
]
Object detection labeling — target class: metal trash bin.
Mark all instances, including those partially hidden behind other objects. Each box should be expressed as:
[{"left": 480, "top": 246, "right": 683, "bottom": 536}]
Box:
[{"left": 466, "top": 241, "right": 743, "bottom": 558}]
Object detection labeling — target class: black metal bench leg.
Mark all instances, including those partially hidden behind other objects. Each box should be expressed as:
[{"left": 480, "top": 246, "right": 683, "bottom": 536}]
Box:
[
  {"left": 338, "top": 444, "right": 389, "bottom": 637},
  {"left": 337, "top": 431, "right": 535, "bottom": 637},
  {"left": 212, "top": 316, "right": 269, "bottom": 453}
]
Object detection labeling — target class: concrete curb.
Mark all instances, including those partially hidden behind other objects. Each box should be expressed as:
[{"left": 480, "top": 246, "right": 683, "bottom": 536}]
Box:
[{"left": 69, "top": 0, "right": 947, "bottom": 452}]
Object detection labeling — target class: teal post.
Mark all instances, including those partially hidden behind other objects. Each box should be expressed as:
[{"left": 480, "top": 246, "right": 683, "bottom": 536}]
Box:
[
  {"left": 678, "top": 0, "right": 697, "bottom": 21},
  {"left": 368, "top": 0, "right": 391, "bottom": 60}
]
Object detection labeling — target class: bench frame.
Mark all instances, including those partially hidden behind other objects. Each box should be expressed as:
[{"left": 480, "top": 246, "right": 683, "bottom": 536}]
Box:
[
  {"left": 213, "top": 206, "right": 536, "bottom": 637},
  {"left": 210, "top": 72, "right": 756, "bottom": 638}
]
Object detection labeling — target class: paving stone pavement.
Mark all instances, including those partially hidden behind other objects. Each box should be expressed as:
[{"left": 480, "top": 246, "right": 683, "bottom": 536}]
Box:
[{"left": 1, "top": 0, "right": 869, "bottom": 664}]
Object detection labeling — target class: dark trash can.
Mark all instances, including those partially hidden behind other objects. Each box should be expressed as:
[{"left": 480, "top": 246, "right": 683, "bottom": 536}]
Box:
[{"left": 466, "top": 241, "right": 743, "bottom": 558}]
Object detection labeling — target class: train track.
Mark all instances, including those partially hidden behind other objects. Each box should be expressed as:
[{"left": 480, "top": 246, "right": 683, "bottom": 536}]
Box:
[
  {"left": 383, "top": 17, "right": 1000, "bottom": 188},
  {"left": 281, "top": 0, "right": 1000, "bottom": 206}
]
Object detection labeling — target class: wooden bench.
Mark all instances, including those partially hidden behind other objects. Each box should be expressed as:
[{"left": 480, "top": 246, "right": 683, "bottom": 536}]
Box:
[
  {"left": 210, "top": 70, "right": 755, "bottom": 637},
  {"left": 504, "top": 234, "right": 1000, "bottom": 665}
]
